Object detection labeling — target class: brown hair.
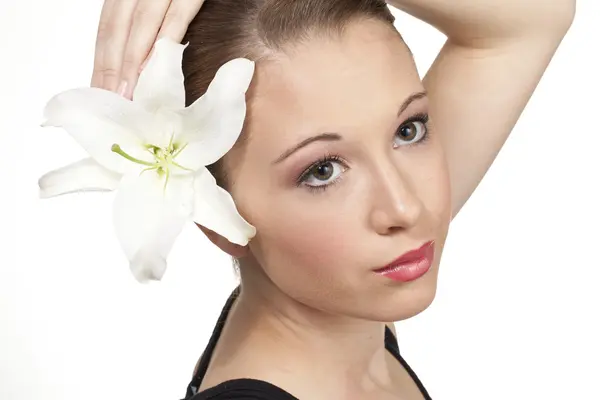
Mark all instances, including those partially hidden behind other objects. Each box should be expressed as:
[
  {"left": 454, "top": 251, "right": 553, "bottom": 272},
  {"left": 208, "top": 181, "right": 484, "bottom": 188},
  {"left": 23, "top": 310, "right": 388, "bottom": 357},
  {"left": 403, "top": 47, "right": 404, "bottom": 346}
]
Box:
[{"left": 181, "top": 0, "right": 396, "bottom": 189}]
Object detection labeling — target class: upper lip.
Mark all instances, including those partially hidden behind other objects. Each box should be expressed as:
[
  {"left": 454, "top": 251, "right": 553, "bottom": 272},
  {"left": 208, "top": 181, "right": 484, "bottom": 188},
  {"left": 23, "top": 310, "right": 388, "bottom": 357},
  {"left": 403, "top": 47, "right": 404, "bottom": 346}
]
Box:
[{"left": 374, "top": 240, "right": 435, "bottom": 271}]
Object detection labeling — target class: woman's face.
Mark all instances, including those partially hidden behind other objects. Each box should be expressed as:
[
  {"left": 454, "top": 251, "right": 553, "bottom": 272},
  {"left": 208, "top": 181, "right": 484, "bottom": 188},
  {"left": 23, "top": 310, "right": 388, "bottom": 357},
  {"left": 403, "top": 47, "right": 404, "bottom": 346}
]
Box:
[{"left": 224, "top": 19, "right": 452, "bottom": 322}]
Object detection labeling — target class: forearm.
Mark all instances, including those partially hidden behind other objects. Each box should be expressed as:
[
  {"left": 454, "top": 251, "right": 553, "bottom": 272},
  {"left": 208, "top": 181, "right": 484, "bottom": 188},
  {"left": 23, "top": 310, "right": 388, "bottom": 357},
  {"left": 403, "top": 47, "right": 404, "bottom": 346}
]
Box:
[
  {"left": 387, "top": 0, "right": 575, "bottom": 46},
  {"left": 386, "top": 0, "right": 576, "bottom": 220}
]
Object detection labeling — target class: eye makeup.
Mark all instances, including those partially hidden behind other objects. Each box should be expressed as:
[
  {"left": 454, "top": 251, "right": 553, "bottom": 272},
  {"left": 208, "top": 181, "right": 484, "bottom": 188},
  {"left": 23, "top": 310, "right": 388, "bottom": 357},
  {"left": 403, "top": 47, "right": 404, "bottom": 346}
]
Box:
[
  {"left": 295, "top": 152, "right": 349, "bottom": 194},
  {"left": 295, "top": 111, "right": 432, "bottom": 195}
]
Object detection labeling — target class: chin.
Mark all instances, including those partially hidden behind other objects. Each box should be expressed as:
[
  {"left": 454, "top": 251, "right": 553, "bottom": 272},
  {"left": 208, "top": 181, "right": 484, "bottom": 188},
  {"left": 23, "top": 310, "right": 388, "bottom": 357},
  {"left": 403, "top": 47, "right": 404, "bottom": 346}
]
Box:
[{"left": 370, "top": 265, "right": 440, "bottom": 322}]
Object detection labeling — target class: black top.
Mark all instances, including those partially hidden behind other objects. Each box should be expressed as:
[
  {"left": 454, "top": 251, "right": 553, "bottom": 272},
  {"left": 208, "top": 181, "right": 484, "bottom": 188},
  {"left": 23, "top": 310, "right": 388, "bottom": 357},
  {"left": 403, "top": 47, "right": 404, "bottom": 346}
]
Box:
[{"left": 182, "top": 286, "right": 432, "bottom": 399}]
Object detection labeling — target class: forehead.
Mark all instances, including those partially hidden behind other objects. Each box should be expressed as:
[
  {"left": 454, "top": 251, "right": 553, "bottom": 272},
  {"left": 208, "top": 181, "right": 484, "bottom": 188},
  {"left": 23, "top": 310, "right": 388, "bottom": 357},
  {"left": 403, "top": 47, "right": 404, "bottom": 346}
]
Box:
[{"left": 244, "top": 19, "right": 422, "bottom": 145}]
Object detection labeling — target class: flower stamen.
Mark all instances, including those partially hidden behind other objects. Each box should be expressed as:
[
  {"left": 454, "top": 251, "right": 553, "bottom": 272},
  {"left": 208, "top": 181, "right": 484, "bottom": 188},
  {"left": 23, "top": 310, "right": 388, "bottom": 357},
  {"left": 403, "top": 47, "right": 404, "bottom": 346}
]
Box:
[
  {"left": 164, "top": 168, "right": 170, "bottom": 191},
  {"left": 172, "top": 142, "right": 188, "bottom": 158},
  {"left": 171, "top": 160, "right": 194, "bottom": 172},
  {"left": 139, "top": 166, "right": 159, "bottom": 176},
  {"left": 113, "top": 138, "right": 192, "bottom": 187}
]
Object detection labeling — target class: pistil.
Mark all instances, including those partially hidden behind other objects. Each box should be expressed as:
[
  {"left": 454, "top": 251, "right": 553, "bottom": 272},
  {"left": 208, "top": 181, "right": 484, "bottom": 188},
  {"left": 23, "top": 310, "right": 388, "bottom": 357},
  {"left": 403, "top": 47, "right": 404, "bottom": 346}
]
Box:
[{"left": 111, "top": 144, "right": 155, "bottom": 167}]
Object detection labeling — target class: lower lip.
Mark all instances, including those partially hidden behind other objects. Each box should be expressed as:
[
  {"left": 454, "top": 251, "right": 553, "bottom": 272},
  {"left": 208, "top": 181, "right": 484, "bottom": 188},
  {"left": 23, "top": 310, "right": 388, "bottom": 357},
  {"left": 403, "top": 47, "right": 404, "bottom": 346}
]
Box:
[{"left": 374, "top": 246, "right": 434, "bottom": 282}]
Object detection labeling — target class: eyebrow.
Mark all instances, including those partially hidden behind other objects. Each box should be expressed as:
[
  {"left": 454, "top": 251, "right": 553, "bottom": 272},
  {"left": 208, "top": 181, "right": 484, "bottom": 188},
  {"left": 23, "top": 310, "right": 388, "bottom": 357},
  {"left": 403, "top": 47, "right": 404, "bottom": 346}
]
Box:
[
  {"left": 398, "top": 90, "right": 427, "bottom": 115},
  {"left": 272, "top": 90, "right": 428, "bottom": 165}
]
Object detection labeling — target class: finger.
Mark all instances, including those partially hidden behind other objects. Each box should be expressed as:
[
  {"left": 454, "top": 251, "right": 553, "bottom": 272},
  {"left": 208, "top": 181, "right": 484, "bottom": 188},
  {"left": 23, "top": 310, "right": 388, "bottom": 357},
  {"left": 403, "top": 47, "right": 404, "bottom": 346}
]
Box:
[
  {"left": 130, "top": 0, "right": 205, "bottom": 94},
  {"left": 156, "top": 0, "right": 206, "bottom": 43},
  {"left": 120, "top": 0, "right": 172, "bottom": 99},
  {"left": 100, "top": 0, "right": 139, "bottom": 93},
  {"left": 91, "top": 0, "right": 116, "bottom": 88}
]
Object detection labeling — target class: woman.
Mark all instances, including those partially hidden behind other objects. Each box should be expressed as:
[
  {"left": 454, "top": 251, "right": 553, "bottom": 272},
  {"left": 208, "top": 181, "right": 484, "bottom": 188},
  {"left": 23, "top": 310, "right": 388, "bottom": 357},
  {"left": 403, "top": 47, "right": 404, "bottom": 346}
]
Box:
[{"left": 91, "top": 0, "right": 574, "bottom": 399}]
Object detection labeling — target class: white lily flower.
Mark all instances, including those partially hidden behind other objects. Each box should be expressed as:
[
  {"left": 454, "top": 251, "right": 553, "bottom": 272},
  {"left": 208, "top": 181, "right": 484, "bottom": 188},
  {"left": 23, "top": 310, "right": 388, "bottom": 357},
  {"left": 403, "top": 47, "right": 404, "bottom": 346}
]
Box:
[{"left": 38, "top": 38, "right": 257, "bottom": 283}]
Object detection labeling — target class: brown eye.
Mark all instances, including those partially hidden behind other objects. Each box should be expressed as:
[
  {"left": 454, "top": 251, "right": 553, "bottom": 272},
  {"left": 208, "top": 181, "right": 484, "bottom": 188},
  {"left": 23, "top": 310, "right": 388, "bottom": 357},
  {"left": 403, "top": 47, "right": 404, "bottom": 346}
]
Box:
[
  {"left": 300, "top": 158, "right": 346, "bottom": 188},
  {"left": 399, "top": 122, "right": 419, "bottom": 140},
  {"left": 393, "top": 113, "right": 430, "bottom": 148},
  {"left": 311, "top": 162, "right": 334, "bottom": 181}
]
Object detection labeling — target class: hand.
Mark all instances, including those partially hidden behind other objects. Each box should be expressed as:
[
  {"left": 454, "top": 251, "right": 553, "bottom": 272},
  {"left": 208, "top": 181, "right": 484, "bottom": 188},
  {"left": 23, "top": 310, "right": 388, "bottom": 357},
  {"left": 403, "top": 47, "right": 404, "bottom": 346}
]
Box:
[{"left": 91, "top": 0, "right": 206, "bottom": 99}]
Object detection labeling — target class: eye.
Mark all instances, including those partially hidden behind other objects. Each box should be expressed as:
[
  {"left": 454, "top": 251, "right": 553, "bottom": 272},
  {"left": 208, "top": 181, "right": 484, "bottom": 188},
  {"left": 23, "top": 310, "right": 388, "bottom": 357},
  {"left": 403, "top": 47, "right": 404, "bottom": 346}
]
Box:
[
  {"left": 393, "top": 113, "right": 430, "bottom": 148},
  {"left": 298, "top": 155, "right": 347, "bottom": 188}
]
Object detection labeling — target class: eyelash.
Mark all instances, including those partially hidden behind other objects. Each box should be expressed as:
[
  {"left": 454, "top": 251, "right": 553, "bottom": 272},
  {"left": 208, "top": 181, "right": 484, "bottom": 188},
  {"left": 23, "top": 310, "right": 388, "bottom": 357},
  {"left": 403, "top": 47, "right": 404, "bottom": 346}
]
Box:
[{"left": 296, "top": 112, "right": 431, "bottom": 194}]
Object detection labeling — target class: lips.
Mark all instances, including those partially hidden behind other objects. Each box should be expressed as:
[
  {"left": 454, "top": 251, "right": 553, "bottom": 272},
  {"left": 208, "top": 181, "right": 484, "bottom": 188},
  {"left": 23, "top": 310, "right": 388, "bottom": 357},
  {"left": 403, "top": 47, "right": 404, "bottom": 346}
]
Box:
[{"left": 374, "top": 240, "right": 435, "bottom": 272}]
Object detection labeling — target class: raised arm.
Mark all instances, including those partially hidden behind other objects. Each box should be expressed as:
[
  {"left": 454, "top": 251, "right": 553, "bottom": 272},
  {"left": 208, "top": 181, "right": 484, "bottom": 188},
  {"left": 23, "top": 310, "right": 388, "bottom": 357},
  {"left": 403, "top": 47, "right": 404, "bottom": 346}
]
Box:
[{"left": 388, "top": 0, "right": 576, "bottom": 219}]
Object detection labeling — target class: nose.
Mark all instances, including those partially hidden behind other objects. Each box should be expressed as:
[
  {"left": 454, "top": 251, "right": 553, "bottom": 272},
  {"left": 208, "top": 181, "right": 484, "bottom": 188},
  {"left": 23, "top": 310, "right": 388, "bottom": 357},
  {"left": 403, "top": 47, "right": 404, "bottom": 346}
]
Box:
[{"left": 369, "top": 161, "right": 423, "bottom": 235}]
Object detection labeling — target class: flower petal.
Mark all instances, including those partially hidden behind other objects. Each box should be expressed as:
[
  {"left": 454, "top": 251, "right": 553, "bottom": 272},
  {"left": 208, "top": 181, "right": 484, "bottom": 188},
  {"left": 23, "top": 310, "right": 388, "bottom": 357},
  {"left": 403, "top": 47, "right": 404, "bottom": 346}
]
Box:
[
  {"left": 128, "top": 216, "right": 187, "bottom": 282},
  {"left": 112, "top": 170, "right": 194, "bottom": 282},
  {"left": 38, "top": 157, "right": 122, "bottom": 198},
  {"left": 133, "top": 38, "right": 188, "bottom": 114},
  {"left": 43, "top": 87, "right": 155, "bottom": 174},
  {"left": 192, "top": 168, "right": 256, "bottom": 246},
  {"left": 173, "top": 58, "right": 255, "bottom": 171}
]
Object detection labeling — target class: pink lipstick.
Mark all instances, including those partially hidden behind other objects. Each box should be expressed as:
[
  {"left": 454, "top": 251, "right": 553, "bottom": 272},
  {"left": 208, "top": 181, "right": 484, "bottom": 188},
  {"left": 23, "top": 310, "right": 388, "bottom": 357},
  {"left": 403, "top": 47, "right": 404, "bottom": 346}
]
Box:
[{"left": 373, "top": 240, "right": 435, "bottom": 282}]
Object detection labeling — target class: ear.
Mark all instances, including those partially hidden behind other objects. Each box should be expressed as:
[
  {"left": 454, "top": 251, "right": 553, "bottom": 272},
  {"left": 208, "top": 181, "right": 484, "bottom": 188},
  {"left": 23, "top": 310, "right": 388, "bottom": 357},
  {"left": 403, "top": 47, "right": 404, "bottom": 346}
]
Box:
[{"left": 195, "top": 223, "right": 250, "bottom": 258}]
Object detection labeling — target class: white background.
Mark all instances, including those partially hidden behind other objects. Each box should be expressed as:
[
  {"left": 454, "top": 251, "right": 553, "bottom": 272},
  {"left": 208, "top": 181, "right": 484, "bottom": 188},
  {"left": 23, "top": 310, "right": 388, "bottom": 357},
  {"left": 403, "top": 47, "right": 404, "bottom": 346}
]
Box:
[{"left": 1, "top": 1, "right": 598, "bottom": 399}]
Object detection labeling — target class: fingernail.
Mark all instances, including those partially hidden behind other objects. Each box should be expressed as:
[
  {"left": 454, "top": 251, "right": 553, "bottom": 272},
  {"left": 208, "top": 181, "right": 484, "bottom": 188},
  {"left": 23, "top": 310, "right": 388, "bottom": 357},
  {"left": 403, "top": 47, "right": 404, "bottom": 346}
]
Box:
[{"left": 117, "top": 80, "right": 128, "bottom": 97}]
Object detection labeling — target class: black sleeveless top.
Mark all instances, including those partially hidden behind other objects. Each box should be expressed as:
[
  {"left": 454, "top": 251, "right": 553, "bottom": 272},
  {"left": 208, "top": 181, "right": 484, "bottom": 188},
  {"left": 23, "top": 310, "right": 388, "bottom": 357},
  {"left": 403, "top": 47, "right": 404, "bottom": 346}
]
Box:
[{"left": 182, "top": 286, "right": 432, "bottom": 399}]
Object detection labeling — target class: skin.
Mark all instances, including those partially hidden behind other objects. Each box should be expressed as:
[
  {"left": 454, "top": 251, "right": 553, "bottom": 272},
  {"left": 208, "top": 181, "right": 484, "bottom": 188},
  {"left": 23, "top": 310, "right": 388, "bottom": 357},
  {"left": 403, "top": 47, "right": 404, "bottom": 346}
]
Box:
[
  {"left": 197, "top": 19, "right": 450, "bottom": 398},
  {"left": 91, "top": 0, "right": 206, "bottom": 98},
  {"left": 91, "top": 0, "right": 575, "bottom": 397}
]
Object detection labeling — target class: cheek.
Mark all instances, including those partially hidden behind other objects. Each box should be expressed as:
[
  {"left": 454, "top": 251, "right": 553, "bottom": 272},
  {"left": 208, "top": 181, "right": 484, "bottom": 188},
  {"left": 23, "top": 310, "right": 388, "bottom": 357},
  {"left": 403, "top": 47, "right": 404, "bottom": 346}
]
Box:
[{"left": 251, "top": 199, "right": 360, "bottom": 279}]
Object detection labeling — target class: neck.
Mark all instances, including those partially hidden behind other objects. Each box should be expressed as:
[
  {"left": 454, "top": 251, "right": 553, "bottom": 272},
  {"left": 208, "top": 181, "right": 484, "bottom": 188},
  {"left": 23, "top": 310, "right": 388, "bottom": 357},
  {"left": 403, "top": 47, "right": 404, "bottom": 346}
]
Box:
[{"left": 225, "top": 279, "right": 394, "bottom": 391}]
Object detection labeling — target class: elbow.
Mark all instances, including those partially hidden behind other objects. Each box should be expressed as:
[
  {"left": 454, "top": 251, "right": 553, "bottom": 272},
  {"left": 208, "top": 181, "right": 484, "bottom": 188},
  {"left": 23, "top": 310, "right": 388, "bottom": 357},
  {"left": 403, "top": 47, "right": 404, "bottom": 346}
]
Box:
[
  {"left": 537, "top": 1, "right": 576, "bottom": 36},
  {"left": 453, "top": 2, "right": 576, "bottom": 47}
]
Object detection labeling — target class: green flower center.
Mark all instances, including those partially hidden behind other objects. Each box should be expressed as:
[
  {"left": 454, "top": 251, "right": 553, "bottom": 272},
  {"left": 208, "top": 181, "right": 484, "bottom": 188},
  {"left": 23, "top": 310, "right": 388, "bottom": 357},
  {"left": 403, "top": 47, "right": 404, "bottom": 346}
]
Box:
[{"left": 111, "top": 132, "right": 193, "bottom": 190}]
